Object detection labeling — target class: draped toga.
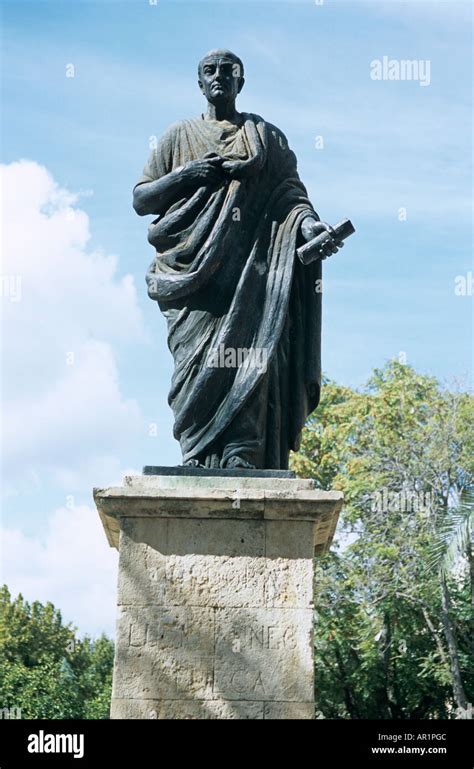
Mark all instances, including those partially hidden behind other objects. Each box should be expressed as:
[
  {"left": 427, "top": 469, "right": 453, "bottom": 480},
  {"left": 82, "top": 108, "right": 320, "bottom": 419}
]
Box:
[{"left": 135, "top": 112, "right": 322, "bottom": 469}]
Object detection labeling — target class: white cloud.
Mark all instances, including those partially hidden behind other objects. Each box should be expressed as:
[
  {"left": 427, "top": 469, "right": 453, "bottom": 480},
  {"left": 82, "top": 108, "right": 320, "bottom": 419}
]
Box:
[
  {"left": 1, "top": 160, "right": 146, "bottom": 489},
  {"left": 0, "top": 160, "right": 149, "bottom": 636},
  {"left": 0, "top": 504, "right": 118, "bottom": 637}
]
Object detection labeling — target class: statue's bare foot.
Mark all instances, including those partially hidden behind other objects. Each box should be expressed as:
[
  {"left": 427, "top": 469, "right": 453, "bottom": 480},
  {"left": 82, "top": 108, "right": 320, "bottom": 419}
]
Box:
[
  {"left": 224, "top": 456, "right": 256, "bottom": 469},
  {"left": 184, "top": 459, "right": 200, "bottom": 468},
  {"left": 204, "top": 453, "right": 220, "bottom": 469}
]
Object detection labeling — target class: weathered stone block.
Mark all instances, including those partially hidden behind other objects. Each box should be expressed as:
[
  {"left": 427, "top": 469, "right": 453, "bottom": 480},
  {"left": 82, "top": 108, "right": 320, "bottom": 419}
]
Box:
[{"left": 94, "top": 474, "right": 342, "bottom": 719}]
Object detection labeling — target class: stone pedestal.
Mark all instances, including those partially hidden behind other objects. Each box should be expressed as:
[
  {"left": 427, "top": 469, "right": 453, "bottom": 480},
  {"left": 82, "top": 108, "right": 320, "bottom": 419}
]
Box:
[{"left": 93, "top": 472, "right": 342, "bottom": 720}]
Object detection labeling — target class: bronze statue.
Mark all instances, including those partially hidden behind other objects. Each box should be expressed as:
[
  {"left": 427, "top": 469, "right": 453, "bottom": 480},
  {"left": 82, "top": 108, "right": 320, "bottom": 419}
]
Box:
[{"left": 133, "top": 50, "right": 354, "bottom": 470}]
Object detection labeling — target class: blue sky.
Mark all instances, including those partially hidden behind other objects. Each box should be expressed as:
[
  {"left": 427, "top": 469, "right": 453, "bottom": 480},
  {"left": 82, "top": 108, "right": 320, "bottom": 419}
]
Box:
[{"left": 1, "top": 0, "right": 472, "bottom": 634}]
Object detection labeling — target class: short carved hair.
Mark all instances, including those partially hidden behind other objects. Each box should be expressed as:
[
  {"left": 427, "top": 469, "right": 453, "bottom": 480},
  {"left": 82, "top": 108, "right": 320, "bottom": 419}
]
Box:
[{"left": 198, "top": 49, "right": 244, "bottom": 81}]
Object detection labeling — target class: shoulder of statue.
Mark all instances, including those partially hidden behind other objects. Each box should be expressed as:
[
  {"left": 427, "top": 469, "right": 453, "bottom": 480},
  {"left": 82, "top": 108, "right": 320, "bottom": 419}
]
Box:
[
  {"left": 157, "top": 118, "right": 202, "bottom": 143},
  {"left": 268, "top": 123, "right": 290, "bottom": 149},
  {"left": 241, "top": 111, "right": 265, "bottom": 124},
  {"left": 244, "top": 114, "right": 289, "bottom": 149},
  {"left": 160, "top": 119, "right": 189, "bottom": 139}
]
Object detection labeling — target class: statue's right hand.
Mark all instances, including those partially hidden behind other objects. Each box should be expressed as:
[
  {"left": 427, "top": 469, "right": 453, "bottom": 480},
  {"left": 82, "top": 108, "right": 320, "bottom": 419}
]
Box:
[{"left": 179, "top": 156, "right": 224, "bottom": 187}]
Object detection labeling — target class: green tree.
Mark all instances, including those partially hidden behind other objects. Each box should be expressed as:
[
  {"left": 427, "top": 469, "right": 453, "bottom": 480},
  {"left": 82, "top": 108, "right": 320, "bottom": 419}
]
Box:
[
  {"left": 291, "top": 361, "right": 474, "bottom": 718},
  {"left": 0, "top": 587, "right": 114, "bottom": 719}
]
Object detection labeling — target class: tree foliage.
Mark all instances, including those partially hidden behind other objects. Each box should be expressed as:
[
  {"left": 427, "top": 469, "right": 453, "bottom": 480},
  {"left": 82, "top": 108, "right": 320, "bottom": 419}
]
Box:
[
  {"left": 291, "top": 361, "right": 474, "bottom": 719},
  {"left": 0, "top": 587, "right": 114, "bottom": 719}
]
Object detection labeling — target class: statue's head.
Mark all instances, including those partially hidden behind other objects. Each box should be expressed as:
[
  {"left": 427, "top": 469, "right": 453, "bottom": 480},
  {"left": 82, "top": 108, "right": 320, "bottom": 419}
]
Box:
[{"left": 198, "top": 49, "right": 245, "bottom": 105}]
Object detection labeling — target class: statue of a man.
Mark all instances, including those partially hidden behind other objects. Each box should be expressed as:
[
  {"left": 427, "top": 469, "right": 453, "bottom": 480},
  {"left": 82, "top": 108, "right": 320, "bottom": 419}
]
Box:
[{"left": 133, "top": 49, "right": 342, "bottom": 470}]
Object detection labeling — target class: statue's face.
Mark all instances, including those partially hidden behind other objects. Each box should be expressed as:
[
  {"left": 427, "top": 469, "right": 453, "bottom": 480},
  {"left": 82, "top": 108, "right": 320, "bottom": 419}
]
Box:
[{"left": 198, "top": 56, "right": 244, "bottom": 105}]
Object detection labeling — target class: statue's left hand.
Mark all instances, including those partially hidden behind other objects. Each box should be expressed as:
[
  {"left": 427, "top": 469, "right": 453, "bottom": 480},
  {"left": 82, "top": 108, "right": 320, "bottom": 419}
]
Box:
[{"left": 301, "top": 217, "right": 343, "bottom": 259}]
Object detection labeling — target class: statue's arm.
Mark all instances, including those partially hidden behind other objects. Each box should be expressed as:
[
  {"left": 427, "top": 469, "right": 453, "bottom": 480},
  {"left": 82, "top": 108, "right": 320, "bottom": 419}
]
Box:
[
  {"left": 133, "top": 171, "right": 186, "bottom": 217},
  {"left": 133, "top": 155, "right": 224, "bottom": 217}
]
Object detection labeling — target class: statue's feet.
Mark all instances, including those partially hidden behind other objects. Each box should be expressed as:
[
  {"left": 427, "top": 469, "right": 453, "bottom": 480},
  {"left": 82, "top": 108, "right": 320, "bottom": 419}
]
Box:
[
  {"left": 184, "top": 455, "right": 256, "bottom": 470},
  {"left": 183, "top": 455, "right": 220, "bottom": 468},
  {"left": 223, "top": 455, "right": 256, "bottom": 469},
  {"left": 203, "top": 453, "right": 220, "bottom": 469}
]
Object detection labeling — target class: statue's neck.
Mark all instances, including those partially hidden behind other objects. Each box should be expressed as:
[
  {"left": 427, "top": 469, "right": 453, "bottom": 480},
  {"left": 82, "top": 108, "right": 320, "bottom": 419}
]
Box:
[{"left": 205, "top": 102, "right": 240, "bottom": 123}]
